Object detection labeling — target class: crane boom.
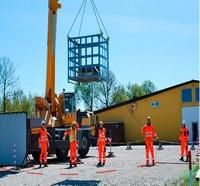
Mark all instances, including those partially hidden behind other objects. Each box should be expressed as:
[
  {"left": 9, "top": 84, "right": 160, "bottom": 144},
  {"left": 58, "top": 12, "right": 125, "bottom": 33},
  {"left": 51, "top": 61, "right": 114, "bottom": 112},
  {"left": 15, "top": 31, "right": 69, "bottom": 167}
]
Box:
[{"left": 45, "top": 0, "right": 61, "bottom": 115}]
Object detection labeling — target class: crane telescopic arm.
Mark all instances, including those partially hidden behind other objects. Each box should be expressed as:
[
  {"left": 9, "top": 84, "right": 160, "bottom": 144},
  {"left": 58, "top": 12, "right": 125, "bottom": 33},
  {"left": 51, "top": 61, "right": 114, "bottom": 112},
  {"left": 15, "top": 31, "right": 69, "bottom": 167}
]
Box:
[{"left": 45, "top": 0, "right": 61, "bottom": 115}]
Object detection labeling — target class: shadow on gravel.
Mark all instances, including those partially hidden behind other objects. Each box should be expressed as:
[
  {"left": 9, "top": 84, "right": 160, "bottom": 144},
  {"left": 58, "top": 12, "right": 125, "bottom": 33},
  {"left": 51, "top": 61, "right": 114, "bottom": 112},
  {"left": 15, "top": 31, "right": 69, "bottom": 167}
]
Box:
[
  {"left": 80, "top": 156, "right": 96, "bottom": 159},
  {"left": 0, "top": 171, "right": 19, "bottom": 179},
  {"left": 51, "top": 180, "right": 101, "bottom": 186},
  {"left": 23, "top": 155, "right": 97, "bottom": 169}
]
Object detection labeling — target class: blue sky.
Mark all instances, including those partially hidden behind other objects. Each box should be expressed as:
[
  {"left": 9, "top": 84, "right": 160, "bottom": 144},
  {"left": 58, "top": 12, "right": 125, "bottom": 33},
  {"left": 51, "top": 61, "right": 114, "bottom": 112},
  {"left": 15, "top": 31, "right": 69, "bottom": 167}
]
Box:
[{"left": 0, "top": 0, "right": 199, "bottom": 96}]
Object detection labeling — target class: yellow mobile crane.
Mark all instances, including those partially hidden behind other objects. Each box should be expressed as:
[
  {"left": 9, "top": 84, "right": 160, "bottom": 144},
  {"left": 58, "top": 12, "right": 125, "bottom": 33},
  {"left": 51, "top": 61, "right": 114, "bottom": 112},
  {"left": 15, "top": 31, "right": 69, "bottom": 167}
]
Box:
[
  {"left": 28, "top": 0, "right": 92, "bottom": 162},
  {"left": 35, "top": 0, "right": 74, "bottom": 125}
]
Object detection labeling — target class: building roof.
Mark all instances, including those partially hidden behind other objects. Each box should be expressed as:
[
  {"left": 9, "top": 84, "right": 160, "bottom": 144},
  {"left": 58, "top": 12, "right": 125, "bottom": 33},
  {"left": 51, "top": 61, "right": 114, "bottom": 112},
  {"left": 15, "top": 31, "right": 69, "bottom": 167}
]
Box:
[{"left": 94, "top": 80, "right": 199, "bottom": 114}]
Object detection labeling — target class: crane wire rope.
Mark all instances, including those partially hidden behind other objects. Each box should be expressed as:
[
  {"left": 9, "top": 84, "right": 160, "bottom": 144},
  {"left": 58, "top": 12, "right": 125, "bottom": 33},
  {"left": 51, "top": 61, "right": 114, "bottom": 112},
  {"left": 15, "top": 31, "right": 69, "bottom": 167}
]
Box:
[
  {"left": 78, "top": 0, "right": 87, "bottom": 36},
  {"left": 67, "top": 0, "right": 87, "bottom": 36},
  {"left": 90, "top": 0, "right": 102, "bottom": 34},
  {"left": 67, "top": 0, "right": 109, "bottom": 38},
  {"left": 90, "top": 0, "right": 109, "bottom": 38}
]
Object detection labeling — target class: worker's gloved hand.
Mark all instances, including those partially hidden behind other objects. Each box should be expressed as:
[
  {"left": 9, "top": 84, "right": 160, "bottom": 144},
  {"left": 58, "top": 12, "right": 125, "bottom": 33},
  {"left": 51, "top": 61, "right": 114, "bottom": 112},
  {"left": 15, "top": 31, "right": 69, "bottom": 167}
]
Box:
[
  {"left": 39, "top": 144, "right": 41, "bottom": 149},
  {"left": 106, "top": 137, "right": 112, "bottom": 144},
  {"left": 63, "top": 136, "right": 66, "bottom": 140}
]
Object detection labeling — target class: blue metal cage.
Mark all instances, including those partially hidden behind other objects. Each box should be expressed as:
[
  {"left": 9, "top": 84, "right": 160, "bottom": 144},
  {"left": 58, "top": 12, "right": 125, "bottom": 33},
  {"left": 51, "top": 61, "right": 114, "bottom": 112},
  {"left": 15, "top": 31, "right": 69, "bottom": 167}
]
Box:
[{"left": 68, "top": 33, "right": 109, "bottom": 83}]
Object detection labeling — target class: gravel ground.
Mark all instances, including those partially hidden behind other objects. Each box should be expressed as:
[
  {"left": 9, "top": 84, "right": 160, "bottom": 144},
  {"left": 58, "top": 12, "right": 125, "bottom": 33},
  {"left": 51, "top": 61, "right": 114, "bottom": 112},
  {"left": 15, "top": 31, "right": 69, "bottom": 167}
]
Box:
[{"left": 0, "top": 145, "right": 197, "bottom": 186}]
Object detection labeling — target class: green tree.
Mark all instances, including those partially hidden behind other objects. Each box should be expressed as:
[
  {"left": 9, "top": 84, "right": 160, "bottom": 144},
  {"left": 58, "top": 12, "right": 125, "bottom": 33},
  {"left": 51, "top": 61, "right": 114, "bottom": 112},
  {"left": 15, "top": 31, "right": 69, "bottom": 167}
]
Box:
[
  {"left": 12, "top": 89, "right": 34, "bottom": 117},
  {"left": 142, "top": 80, "right": 156, "bottom": 94},
  {"left": 126, "top": 80, "right": 156, "bottom": 99},
  {"left": 97, "top": 71, "right": 117, "bottom": 108},
  {"left": 0, "top": 88, "right": 35, "bottom": 117},
  {"left": 20, "top": 93, "right": 34, "bottom": 117},
  {"left": 75, "top": 82, "right": 100, "bottom": 111},
  {"left": 12, "top": 89, "right": 24, "bottom": 112},
  {"left": 127, "top": 83, "right": 145, "bottom": 99},
  {"left": 0, "top": 57, "right": 19, "bottom": 113},
  {"left": 111, "top": 84, "right": 129, "bottom": 105}
]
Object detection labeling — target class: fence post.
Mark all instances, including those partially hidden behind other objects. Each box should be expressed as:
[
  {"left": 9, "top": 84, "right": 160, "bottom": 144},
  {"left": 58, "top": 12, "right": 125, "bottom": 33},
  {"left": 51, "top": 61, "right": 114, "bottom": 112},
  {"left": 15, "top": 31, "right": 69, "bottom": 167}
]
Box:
[
  {"left": 126, "top": 142, "right": 132, "bottom": 150},
  {"left": 107, "top": 130, "right": 115, "bottom": 157},
  {"left": 157, "top": 142, "right": 164, "bottom": 150},
  {"left": 190, "top": 142, "right": 196, "bottom": 150},
  {"left": 188, "top": 151, "right": 192, "bottom": 186}
]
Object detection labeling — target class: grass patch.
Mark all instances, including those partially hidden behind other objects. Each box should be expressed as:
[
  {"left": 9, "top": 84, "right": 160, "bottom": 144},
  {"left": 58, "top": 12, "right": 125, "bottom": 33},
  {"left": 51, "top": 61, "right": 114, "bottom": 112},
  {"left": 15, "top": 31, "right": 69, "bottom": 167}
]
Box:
[{"left": 172, "top": 165, "right": 199, "bottom": 186}]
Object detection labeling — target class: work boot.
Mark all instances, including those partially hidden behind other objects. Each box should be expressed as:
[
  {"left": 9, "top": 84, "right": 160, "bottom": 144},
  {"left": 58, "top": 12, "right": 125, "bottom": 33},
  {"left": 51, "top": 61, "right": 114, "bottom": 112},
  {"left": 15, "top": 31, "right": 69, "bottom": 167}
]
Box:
[
  {"left": 44, "top": 163, "right": 48, "bottom": 167},
  {"left": 97, "top": 162, "right": 101, "bottom": 166},
  {"left": 186, "top": 156, "right": 189, "bottom": 162},
  {"left": 179, "top": 157, "right": 183, "bottom": 161},
  {"left": 73, "top": 161, "right": 77, "bottom": 167},
  {"left": 146, "top": 160, "right": 149, "bottom": 166},
  {"left": 39, "top": 164, "right": 42, "bottom": 168},
  {"left": 152, "top": 160, "right": 155, "bottom": 166},
  {"left": 70, "top": 161, "right": 73, "bottom": 168},
  {"left": 102, "top": 162, "right": 105, "bottom": 166}
]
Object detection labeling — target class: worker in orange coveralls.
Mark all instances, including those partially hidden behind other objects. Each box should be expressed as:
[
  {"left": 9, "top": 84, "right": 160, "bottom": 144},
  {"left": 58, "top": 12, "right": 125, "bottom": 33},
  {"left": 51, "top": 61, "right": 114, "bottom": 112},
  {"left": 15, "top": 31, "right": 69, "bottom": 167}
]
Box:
[
  {"left": 179, "top": 120, "right": 189, "bottom": 162},
  {"left": 97, "top": 121, "right": 106, "bottom": 166},
  {"left": 38, "top": 120, "right": 49, "bottom": 168},
  {"left": 64, "top": 121, "right": 79, "bottom": 168},
  {"left": 141, "top": 116, "right": 158, "bottom": 166}
]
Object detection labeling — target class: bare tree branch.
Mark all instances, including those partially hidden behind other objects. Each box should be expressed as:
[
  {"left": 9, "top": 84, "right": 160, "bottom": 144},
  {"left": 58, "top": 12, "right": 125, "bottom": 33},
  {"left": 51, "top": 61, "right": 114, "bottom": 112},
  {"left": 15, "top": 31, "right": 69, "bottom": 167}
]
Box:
[
  {"left": 96, "top": 71, "right": 117, "bottom": 108},
  {"left": 0, "top": 56, "right": 19, "bottom": 113}
]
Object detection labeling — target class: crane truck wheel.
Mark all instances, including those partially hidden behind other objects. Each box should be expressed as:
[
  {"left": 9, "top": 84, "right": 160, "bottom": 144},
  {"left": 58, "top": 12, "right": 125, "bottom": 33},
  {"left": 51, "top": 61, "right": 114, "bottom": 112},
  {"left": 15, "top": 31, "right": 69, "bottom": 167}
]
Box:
[
  {"left": 56, "top": 149, "right": 68, "bottom": 162},
  {"left": 32, "top": 152, "right": 40, "bottom": 163},
  {"left": 78, "top": 133, "right": 90, "bottom": 158}
]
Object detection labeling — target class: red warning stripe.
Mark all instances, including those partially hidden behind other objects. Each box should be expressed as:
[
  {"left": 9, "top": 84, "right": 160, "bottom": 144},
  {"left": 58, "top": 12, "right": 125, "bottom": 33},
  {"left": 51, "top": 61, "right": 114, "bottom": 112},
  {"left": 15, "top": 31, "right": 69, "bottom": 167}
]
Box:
[
  {"left": 26, "top": 171, "right": 43, "bottom": 175},
  {"left": 96, "top": 169, "right": 117, "bottom": 174},
  {"left": 60, "top": 173, "right": 78, "bottom": 176},
  {"left": 0, "top": 167, "right": 12, "bottom": 172}
]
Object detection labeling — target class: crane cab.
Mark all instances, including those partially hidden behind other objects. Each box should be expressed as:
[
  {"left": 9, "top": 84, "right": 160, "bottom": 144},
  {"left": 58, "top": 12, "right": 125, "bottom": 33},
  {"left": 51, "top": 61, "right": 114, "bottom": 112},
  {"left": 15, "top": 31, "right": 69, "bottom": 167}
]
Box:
[{"left": 60, "top": 92, "right": 77, "bottom": 126}]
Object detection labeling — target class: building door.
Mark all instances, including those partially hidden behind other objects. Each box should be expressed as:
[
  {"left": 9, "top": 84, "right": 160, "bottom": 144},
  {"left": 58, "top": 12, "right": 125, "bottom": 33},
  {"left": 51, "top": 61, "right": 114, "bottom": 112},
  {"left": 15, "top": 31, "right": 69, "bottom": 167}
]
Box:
[
  {"left": 192, "top": 122, "right": 198, "bottom": 143},
  {"left": 182, "top": 106, "right": 199, "bottom": 142}
]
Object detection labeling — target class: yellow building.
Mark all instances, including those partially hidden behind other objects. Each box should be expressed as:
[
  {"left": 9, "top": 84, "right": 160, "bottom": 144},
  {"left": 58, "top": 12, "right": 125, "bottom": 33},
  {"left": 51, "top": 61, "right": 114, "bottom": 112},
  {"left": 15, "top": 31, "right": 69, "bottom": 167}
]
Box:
[{"left": 94, "top": 80, "right": 199, "bottom": 143}]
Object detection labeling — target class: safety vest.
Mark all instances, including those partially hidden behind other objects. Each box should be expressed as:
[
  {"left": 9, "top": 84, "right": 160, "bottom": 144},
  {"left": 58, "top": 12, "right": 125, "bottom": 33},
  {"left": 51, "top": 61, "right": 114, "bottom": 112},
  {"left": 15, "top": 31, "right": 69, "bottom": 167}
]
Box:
[
  {"left": 65, "top": 124, "right": 79, "bottom": 143},
  {"left": 38, "top": 128, "right": 48, "bottom": 143},
  {"left": 142, "top": 125, "right": 157, "bottom": 139},
  {"left": 180, "top": 127, "right": 189, "bottom": 141},
  {"left": 98, "top": 128, "right": 106, "bottom": 142},
  {"left": 69, "top": 128, "right": 77, "bottom": 143}
]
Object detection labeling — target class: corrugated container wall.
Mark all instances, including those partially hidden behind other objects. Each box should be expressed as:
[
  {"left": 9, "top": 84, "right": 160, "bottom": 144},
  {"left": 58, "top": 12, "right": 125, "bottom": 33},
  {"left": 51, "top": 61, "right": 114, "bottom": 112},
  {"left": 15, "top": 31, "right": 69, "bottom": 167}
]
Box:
[{"left": 0, "top": 113, "right": 27, "bottom": 166}]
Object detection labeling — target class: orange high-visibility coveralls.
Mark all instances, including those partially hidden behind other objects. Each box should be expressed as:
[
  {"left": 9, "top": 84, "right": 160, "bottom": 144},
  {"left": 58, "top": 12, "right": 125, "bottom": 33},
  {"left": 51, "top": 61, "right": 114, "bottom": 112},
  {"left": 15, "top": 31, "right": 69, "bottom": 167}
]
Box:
[
  {"left": 38, "top": 128, "right": 49, "bottom": 164},
  {"left": 64, "top": 123, "right": 79, "bottom": 165},
  {"left": 179, "top": 127, "right": 189, "bottom": 157},
  {"left": 97, "top": 128, "right": 106, "bottom": 164},
  {"left": 142, "top": 125, "right": 157, "bottom": 162}
]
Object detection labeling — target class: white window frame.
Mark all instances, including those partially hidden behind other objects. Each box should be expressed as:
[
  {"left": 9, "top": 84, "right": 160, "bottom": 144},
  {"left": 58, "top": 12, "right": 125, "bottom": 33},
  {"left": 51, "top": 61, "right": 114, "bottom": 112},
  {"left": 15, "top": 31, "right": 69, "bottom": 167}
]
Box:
[{"left": 151, "top": 101, "right": 160, "bottom": 108}]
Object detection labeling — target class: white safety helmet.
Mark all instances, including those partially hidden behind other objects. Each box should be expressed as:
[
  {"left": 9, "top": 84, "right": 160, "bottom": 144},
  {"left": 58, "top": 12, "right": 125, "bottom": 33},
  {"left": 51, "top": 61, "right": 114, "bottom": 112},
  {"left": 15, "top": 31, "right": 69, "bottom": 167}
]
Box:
[{"left": 41, "top": 120, "right": 45, "bottom": 126}]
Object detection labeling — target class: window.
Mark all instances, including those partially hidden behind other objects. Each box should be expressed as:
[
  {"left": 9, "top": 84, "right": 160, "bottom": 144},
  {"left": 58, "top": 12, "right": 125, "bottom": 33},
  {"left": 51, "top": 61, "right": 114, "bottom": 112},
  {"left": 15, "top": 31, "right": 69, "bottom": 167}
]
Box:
[
  {"left": 151, "top": 101, "right": 160, "bottom": 108},
  {"left": 64, "top": 93, "right": 75, "bottom": 113},
  {"left": 196, "top": 88, "right": 199, "bottom": 102},
  {"left": 182, "top": 88, "right": 192, "bottom": 102}
]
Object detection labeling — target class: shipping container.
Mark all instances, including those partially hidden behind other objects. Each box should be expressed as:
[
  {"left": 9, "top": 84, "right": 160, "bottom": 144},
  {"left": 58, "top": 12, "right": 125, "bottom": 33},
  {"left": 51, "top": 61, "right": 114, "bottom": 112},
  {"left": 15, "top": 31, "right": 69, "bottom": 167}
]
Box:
[{"left": 0, "top": 112, "right": 27, "bottom": 166}]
